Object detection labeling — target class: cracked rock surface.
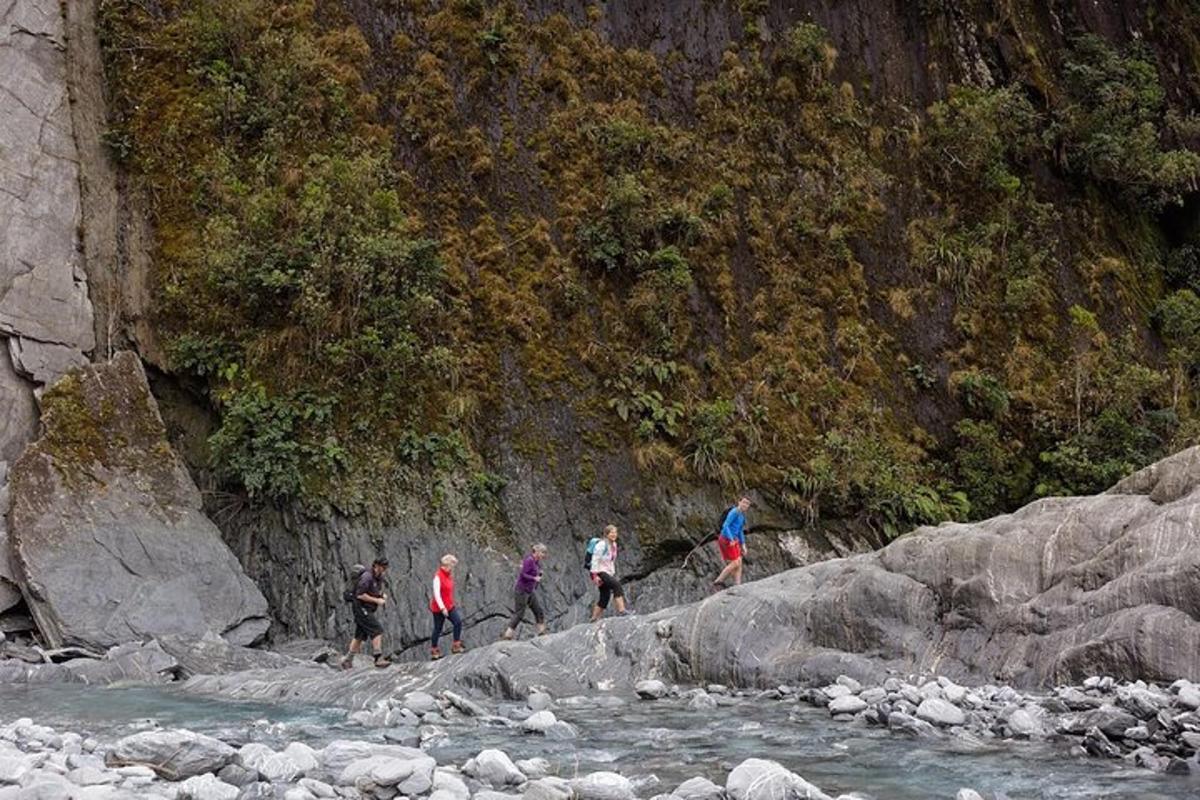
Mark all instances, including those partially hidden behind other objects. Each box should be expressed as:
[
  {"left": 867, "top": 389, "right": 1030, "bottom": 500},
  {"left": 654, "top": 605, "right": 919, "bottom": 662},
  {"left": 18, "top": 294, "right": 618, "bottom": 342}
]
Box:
[{"left": 0, "top": 0, "right": 95, "bottom": 374}]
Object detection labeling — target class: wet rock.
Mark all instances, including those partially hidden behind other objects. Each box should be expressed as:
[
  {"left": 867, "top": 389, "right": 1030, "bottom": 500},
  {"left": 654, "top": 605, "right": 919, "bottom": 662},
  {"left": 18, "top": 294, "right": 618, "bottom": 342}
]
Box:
[
  {"left": 915, "top": 698, "right": 965, "bottom": 727},
  {"left": 672, "top": 776, "right": 725, "bottom": 800},
  {"left": 528, "top": 691, "right": 554, "bottom": 712},
  {"left": 726, "top": 758, "right": 830, "bottom": 800},
  {"left": 316, "top": 741, "right": 426, "bottom": 779},
  {"left": 955, "top": 790, "right": 984, "bottom": 800},
  {"left": 572, "top": 771, "right": 636, "bottom": 800},
  {"left": 216, "top": 764, "right": 259, "bottom": 787},
  {"left": 521, "top": 711, "right": 558, "bottom": 733},
  {"left": 828, "top": 696, "right": 867, "bottom": 716},
  {"left": 525, "top": 777, "right": 573, "bottom": 800},
  {"left": 1005, "top": 708, "right": 1043, "bottom": 738},
  {"left": 178, "top": 773, "right": 239, "bottom": 800},
  {"left": 1177, "top": 684, "right": 1200, "bottom": 711},
  {"left": 636, "top": 680, "right": 667, "bottom": 700},
  {"left": 887, "top": 712, "right": 939, "bottom": 737},
  {"left": 514, "top": 759, "right": 550, "bottom": 781},
  {"left": 1058, "top": 706, "right": 1139, "bottom": 739},
  {"left": 402, "top": 691, "right": 439, "bottom": 715},
  {"left": 9, "top": 355, "right": 270, "bottom": 650},
  {"left": 1083, "top": 727, "right": 1121, "bottom": 759},
  {"left": 463, "top": 750, "right": 524, "bottom": 787},
  {"left": 106, "top": 730, "right": 235, "bottom": 780}
]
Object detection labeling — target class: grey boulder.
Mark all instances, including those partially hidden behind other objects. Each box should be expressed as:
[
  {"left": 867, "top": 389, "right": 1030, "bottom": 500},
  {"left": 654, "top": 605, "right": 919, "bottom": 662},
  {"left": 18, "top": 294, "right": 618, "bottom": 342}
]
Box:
[
  {"left": 106, "top": 729, "right": 235, "bottom": 780},
  {"left": 572, "top": 771, "right": 636, "bottom": 800},
  {"left": 8, "top": 354, "right": 270, "bottom": 650},
  {"left": 915, "top": 698, "right": 966, "bottom": 727},
  {"left": 726, "top": 759, "right": 830, "bottom": 800}
]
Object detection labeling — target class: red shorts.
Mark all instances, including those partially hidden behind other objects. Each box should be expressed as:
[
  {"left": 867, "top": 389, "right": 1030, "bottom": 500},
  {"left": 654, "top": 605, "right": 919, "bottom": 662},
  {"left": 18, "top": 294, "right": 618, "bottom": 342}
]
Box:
[{"left": 718, "top": 537, "right": 742, "bottom": 562}]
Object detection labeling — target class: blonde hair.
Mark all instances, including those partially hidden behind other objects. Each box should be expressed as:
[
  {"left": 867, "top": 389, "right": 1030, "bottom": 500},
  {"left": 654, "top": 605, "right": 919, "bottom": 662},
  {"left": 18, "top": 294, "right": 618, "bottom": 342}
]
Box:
[
  {"left": 440, "top": 554, "right": 458, "bottom": 567},
  {"left": 604, "top": 524, "right": 617, "bottom": 536}
]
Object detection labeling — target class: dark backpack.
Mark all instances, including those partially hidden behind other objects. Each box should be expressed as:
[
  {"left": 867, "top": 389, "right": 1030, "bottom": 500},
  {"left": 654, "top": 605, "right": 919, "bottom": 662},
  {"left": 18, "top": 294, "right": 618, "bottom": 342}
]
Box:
[
  {"left": 342, "top": 564, "right": 367, "bottom": 603},
  {"left": 717, "top": 506, "right": 735, "bottom": 536},
  {"left": 583, "top": 537, "right": 601, "bottom": 570}
]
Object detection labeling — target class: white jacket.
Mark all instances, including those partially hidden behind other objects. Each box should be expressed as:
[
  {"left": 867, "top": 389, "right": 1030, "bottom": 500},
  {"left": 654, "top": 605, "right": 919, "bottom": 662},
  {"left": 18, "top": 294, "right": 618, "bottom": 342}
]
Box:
[{"left": 592, "top": 539, "right": 617, "bottom": 575}]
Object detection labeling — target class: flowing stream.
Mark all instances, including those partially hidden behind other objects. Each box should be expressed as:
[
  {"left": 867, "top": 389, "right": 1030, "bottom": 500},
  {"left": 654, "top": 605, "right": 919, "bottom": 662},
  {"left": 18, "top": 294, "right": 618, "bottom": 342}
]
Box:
[{"left": 0, "top": 683, "right": 1196, "bottom": 799}]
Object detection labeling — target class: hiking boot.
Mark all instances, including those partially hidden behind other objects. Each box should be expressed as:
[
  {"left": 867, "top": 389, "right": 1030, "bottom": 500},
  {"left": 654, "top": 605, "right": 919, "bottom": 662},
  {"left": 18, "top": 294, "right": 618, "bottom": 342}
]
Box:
[
  {"left": 617, "top": 609, "right": 636, "bottom": 617},
  {"left": 451, "top": 641, "right": 466, "bottom": 655},
  {"left": 430, "top": 647, "right": 443, "bottom": 661},
  {"left": 374, "top": 655, "right": 391, "bottom": 668}
]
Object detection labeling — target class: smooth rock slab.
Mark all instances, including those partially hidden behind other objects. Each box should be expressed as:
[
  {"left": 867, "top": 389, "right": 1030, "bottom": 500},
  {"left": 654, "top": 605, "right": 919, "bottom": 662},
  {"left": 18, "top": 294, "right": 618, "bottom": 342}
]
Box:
[
  {"left": 672, "top": 776, "right": 725, "bottom": 800},
  {"left": 106, "top": 729, "right": 235, "bottom": 780}
]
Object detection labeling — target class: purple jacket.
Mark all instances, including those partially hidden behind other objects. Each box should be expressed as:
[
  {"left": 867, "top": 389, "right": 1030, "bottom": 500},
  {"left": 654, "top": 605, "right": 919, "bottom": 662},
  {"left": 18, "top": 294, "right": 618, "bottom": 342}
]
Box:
[{"left": 515, "top": 554, "right": 541, "bottom": 594}]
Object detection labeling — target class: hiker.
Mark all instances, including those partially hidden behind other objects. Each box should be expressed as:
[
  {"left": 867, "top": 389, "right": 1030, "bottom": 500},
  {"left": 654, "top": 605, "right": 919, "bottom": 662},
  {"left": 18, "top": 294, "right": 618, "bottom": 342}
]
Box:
[
  {"left": 589, "top": 524, "right": 631, "bottom": 621},
  {"left": 342, "top": 557, "right": 391, "bottom": 669},
  {"left": 430, "top": 554, "right": 465, "bottom": 660},
  {"left": 501, "top": 543, "right": 549, "bottom": 640},
  {"left": 714, "top": 495, "right": 752, "bottom": 589}
]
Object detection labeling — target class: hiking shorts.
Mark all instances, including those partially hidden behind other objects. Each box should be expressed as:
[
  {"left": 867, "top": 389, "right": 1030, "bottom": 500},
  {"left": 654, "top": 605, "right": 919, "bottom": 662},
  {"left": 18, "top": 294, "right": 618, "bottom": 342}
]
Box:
[
  {"left": 596, "top": 572, "right": 624, "bottom": 609},
  {"left": 353, "top": 604, "right": 384, "bottom": 640},
  {"left": 718, "top": 536, "right": 742, "bottom": 562}
]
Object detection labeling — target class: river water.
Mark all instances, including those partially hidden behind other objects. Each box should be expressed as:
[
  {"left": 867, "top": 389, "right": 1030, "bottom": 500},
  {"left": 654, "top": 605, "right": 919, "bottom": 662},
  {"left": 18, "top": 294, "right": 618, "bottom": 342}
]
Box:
[{"left": 0, "top": 683, "right": 1196, "bottom": 799}]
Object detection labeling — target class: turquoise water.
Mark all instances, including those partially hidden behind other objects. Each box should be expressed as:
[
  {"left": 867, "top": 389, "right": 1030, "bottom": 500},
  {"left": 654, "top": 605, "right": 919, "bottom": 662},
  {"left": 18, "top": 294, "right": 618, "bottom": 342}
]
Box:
[{"left": 0, "top": 683, "right": 1195, "bottom": 799}]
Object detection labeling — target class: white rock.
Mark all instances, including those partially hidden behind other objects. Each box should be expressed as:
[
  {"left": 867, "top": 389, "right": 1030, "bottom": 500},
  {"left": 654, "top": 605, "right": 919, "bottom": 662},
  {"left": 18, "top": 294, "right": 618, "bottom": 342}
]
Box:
[
  {"left": 402, "top": 691, "right": 439, "bottom": 715},
  {"left": 673, "top": 776, "right": 725, "bottom": 800},
  {"left": 572, "top": 771, "right": 636, "bottom": 800},
  {"left": 916, "top": 698, "right": 966, "bottom": 727},
  {"left": 528, "top": 692, "right": 554, "bottom": 712},
  {"left": 835, "top": 676, "right": 862, "bottom": 693},
  {"left": 828, "top": 696, "right": 868, "bottom": 716},
  {"left": 298, "top": 777, "right": 336, "bottom": 799},
  {"left": 1177, "top": 685, "right": 1200, "bottom": 710},
  {"left": 433, "top": 768, "right": 470, "bottom": 800},
  {"left": 726, "top": 759, "right": 831, "bottom": 800},
  {"left": 522, "top": 711, "right": 558, "bottom": 733},
  {"left": 177, "top": 773, "right": 240, "bottom": 800},
  {"left": 515, "top": 758, "right": 550, "bottom": 781},
  {"left": 464, "top": 749, "right": 525, "bottom": 787},
  {"left": 635, "top": 680, "right": 667, "bottom": 700}
]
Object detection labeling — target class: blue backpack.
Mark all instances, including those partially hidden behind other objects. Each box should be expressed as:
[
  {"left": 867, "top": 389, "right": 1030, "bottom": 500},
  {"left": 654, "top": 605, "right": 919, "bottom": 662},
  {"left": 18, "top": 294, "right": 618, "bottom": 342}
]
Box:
[{"left": 583, "top": 537, "right": 601, "bottom": 570}]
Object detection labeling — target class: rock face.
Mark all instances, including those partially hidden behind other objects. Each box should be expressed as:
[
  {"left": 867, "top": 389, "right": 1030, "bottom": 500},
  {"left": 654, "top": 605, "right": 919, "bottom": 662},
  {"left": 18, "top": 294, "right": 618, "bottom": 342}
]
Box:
[
  {"left": 184, "top": 446, "right": 1200, "bottom": 704},
  {"left": 0, "top": 0, "right": 95, "bottom": 379},
  {"left": 8, "top": 353, "right": 270, "bottom": 649}
]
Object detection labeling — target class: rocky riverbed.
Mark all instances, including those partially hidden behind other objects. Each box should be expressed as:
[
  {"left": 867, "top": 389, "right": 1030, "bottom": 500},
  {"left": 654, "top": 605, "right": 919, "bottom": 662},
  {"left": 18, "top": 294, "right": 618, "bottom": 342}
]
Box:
[{"left": 0, "top": 661, "right": 1198, "bottom": 800}]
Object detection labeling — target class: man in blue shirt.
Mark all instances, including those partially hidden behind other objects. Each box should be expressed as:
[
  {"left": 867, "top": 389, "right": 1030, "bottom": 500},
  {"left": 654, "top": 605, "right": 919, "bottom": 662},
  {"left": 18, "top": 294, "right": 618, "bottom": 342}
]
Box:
[{"left": 714, "top": 495, "right": 751, "bottom": 589}]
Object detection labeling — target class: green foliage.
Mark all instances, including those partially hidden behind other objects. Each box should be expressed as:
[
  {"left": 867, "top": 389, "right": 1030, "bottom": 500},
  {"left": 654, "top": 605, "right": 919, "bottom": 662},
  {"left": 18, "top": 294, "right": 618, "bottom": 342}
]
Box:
[
  {"left": 1036, "top": 408, "right": 1172, "bottom": 496},
  {"left": 467, "top": 471, "right": 507, "bottom": 510},
  {"left": 208, "top": 382, "right": 346, "bottom": 498},
  {"left": 952, "top": 370, "right": 1011, "bottom": 419},
  {"left": 1051, "top": 35, "right": 1200, "bottom": 209},
  {"left": 952, "top": 419, "right": 1026, "bottom": 519},
  {"left": 686, "top": 399, "right": 736, "bottom": 482},
  {"left": 1165, "top": 245, "right": 1200, "bottom": 294},
  {"left": 607, "top": 358, "right": 685, "bottom": 440},
  {"left": 778, "top": 22, "right": 835, "bottom": 90},
  {"left": 927, "top": 85, "right": 1040, "bottom": 193}
]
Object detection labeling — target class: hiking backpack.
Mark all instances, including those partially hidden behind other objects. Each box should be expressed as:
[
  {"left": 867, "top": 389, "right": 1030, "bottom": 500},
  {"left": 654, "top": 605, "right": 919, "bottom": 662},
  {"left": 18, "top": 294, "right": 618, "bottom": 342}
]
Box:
[
  {"left": 583, "top": 537, "right": 601, "bottom": 570},
  {"left": 342, "top": 564, "right": 367, "bottom": 602},
  {"left": 717, "top": 506, "right": 735, "bottom": 536}
]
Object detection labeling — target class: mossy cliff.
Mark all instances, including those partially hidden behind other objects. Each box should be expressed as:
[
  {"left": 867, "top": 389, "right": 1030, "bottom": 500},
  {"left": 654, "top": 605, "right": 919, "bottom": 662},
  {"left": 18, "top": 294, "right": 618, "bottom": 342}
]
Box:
[{"left": 97, "top": 0, "right": 1200, "bottom": 539}]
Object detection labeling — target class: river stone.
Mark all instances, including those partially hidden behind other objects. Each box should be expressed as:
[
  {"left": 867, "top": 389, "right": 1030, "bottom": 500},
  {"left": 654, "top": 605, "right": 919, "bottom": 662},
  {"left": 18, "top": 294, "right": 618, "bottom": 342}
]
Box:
[
  {"left": 572, "top": 771, "right": 636, "bottom": 800},
  {"left": 828, "top": 695, "right": 868, "bottom": 716},
  {"left": 956, "top": 791, "right": 984, "bottom": 800},
  {"left": 1006, "top": 708, "right": 1042, "bottom": 738},
  {"left": 525, "top": 777, "right": 573, "bottom": 800},
  {"left": 106, "top": 729, "right": 235, "bottom": 780},
  {"left": 403, "top": 691, "right": 438, "bottom": 715},
  {"left": 65, "top": 766, "right": 117, "bottom": 786},
  {"left": 726, "top": 759, "right": 831, "bottom": 800},
  {"left": 464, "top": 749, "right": 524, "bottom": 786},
  {"left": 217, "top": 764, "right": 259, "bottom": 787},
  {"left": 298, "top": 778, "right": 336, "bottom": 799},
  {"left": 238, "top": 743, "right": 301, "bottom": 782},
  {"left": 887, "top": 712, "right": 939, "bottom": 737},
  {"left": 1177, "top": 685, "right": 1200, "bottom": 711},
  {"left": 339, "top": 753, "right": 435, "bottom": 791},
  {"left": 916, "top": 698, "right": 966, "bottom": 727},
  {"left": 433, "top": 768, "right": 470, "bottom": 799},
  {"left": 635, "top": 680, "right": 667, "bottom": 699},
  {"left": 672, "top": 776, "right": 724, "bottom": 800},
  {"left": 521, "top": 711, "right": 557, "bottom": 733},
  {"left": 514, "top": 759, "right": 550, "bottom": 781},
  {"left": 178, "top": 774, "right": 240, "bottom": 800},
  {"left": 528, "top": 691, "right": 553, "bottom": 712},
  {"left": 1058, "top": 706, "right": 1138, "bottom": 738},
  {"left": 235, "top": 784, "right": 275, "bottom": 800},
  {"left": 9, "top": 354, "right": 270, "bottom": 650}
]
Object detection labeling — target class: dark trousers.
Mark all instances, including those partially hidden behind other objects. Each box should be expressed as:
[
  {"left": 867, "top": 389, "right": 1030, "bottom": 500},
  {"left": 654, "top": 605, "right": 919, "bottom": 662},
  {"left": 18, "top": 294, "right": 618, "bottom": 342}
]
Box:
[
  {"left": 507, "top": 590, "right": 545, "bottom": 630},
  {"left": 596, "top": 572, "right": 624, "bottom": 609},
  {"left": 431, "top": 608, "right": 463, "bottom": 648}
]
